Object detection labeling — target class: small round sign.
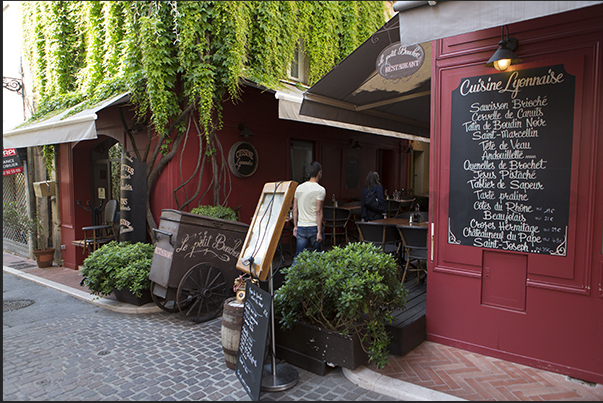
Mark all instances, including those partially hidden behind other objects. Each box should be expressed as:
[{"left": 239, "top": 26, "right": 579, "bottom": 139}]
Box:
[{"left": 228, "top": 141, "right": 259, "bottom": 178}]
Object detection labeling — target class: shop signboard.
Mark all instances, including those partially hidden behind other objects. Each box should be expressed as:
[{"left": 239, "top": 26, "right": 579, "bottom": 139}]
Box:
[
  {"left": 228, "top": 141, "right": 259, "bottom": 178},
  {"left": 3, "top": 148, "right": 23, "bottom": 176},
  {"left": 376, "top": 42, "right": 425, "bottom": 80}
]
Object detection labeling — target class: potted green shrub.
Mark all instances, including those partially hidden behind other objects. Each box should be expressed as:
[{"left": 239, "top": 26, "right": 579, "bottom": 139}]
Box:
[
  {"left": 80, "top": 241, "right": 155, "bottom": 305},
  {"left": 3, "top": 201, "right": 55, "bottom": 267},
  {"left": 274, "top": 242, "right": 408, "bottom": 372}
]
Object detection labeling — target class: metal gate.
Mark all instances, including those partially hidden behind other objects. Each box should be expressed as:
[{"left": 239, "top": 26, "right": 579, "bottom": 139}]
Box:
[{"left": 3, "top": 171, "right": 29, "bottom": 256}]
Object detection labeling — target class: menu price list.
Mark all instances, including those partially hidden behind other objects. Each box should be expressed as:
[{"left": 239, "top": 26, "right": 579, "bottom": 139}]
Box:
[
  {"left": 236, "top": 283, "right": 271, "bottom": 401},
  {"left": 448, "top": 65, "right": 574, "bottom": 256}
]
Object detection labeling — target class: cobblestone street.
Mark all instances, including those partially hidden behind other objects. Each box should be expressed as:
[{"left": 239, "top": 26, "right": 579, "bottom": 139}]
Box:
[{"left": 3, "top": 273, "right": 394, "bottom": 401}]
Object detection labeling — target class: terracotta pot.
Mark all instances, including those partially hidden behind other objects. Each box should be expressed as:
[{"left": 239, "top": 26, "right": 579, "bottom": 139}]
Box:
[{"left": 33, "top": 248, "right": 54, "bottom": 268}]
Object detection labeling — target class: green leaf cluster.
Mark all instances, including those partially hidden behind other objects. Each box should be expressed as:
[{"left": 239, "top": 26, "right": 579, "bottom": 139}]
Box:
[
  {"left": 3, "top": 201, "right": 45, "bottom": 250},
  {"left": 274, "top": 242, "right": 408, "bottom": 368},
  {"left": 191, "top": 205, "right": 238, "bottom": 222},
  {"left": 20, "top": 1, "right": 386, "bottom": 147},
  {"left": 80, "top": 241, "right": 155, "bottom": 298}
]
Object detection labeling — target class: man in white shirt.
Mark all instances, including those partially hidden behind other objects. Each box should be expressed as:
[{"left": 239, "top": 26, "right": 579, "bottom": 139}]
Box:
[{"left": 292, "top": 161, "right": 325, "bottom": 257}]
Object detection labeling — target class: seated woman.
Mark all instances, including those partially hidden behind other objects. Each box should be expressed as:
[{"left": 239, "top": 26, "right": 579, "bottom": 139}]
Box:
[{"left": 361, "top": 171, "right": 387, "bottom": 222}]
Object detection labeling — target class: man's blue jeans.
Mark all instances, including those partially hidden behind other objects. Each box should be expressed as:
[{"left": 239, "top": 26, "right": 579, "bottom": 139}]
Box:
[{"left": 294, "top": 226, "right": 324, "bottom": 258}]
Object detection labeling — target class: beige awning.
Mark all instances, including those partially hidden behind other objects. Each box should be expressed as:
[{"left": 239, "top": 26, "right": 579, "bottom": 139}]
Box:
[
  {"left": 394, "top": 1, "right": 603, "bottom": 46},
  {"left": 275, "top": 82, "right": 429, "bottom": 142},
  {"left": 3, "top": 92, "right": 130, "bottom": 149}
]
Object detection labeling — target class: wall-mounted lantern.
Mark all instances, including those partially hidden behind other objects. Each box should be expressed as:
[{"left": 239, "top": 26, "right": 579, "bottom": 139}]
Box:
[{"left": 485, "top": 25, "right": 522, "bottom": 71}]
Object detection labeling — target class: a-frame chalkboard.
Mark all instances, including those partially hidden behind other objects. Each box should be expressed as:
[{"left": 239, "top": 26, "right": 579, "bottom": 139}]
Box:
[{"left": 235, "top": 282, "right": 271, "bottom": 401}]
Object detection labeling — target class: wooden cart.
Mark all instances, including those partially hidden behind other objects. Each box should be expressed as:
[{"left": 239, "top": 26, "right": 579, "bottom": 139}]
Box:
[{"left": 149, "top": 209, "right": 249, "bottom": 323}]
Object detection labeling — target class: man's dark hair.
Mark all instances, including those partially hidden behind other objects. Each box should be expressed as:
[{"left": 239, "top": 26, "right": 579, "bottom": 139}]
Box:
[{"left": 306, "top": 161, "right": 322, "bottom": 178}]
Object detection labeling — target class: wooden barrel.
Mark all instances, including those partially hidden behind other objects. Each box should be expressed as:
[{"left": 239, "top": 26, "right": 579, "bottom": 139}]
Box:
[{"left": 221, "top": 297, "right": 244, "bottom": 369}]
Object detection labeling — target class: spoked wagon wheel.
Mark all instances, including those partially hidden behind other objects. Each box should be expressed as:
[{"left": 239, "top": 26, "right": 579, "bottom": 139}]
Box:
[
  {"left": 150, "top": 281, "right": 183, "bottom": 313},
  {"left": 176, "top": 262, "right": 229, "bottom": 323}
]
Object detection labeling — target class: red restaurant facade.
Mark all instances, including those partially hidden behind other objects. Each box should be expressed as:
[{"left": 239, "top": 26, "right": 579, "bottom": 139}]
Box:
[
  {"left": 51, "top": 81, "right": 417, "bottom": 270},
  {"left": 426, "top": 3, "right": 603, "bottom": 384},
  {"left": 299, "top": 0, "right": 602, "bottom": 385}
]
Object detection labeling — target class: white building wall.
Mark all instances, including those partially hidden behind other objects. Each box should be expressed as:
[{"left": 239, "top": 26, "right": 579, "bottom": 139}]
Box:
[{"left": 3, "top": 1, "right": 25, "bottom": 132}]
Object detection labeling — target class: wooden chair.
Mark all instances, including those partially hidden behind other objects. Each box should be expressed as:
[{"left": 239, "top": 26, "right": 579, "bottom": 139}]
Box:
[
  {"left": 72, "top": 199, "right": 119, "bottom": 254},
  {"left": 398, "top": 225, "right": 428, "bottom": 284},
  {"left": 356, "top": 221, "right": 402, "bottom": 261},
  {"left": 323, "top": 206, "right": 351, "bottom": 247}
]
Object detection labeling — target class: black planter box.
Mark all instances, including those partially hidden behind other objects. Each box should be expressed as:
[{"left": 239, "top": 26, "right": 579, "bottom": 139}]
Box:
[
  {"left": 275, "top": 320, "right": 369, "bottom": 376},
  {"left": 113, "top": 288, "right": 153, "bottom": 306}
]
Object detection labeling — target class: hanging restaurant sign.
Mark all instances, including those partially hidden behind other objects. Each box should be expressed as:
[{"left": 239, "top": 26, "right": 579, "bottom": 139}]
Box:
[
  {"left": 376, "top": 42, "right": 425, "bottom": 80},
  {"left": 3, "top": 148, "right": 23, "bottom": 176},
  {"left": 228, "top": 141, "right": 259, "bottom": 178}
]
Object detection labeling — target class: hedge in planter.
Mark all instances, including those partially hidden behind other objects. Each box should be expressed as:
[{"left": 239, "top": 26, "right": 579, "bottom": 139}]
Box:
[
  {"left": 81, "top": 241, "right": 155, "bottom": 298},
  {"left": 274, "top": 242, "right": 408, "bottom": 369},
  {"left": 190, "top": 205, "right": 238, "bottom": 222}
]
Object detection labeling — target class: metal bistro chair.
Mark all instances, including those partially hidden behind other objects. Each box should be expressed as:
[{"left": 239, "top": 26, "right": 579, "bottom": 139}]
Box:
[
  {"left": 398, "top": 225, "right": 428, "bottom": 284},
  {"left": 397, "top": 198, "right": 415, "bottom": 214},
  {"left": 385, "top": 199, "right": 403, "bottom": 218},
  {"left": 356, "top": 221, "right": 402, "bottom": 264},
  {"left": 72, "top": 199, "right": 119, "bottom": 254},
  {"left": 323, "top": 206, "right": 351, "bottom": 247},
  {"left": 394, "top": 210, "right": 429, "bottom": 223},
  {"left": 343, "top": 201, "right": 362, "bottom": 241}
]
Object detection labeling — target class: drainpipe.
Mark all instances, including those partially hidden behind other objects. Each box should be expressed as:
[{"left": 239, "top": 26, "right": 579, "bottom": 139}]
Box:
[{"left": 393, "top": 1, "right": 441, "bottom": 13}]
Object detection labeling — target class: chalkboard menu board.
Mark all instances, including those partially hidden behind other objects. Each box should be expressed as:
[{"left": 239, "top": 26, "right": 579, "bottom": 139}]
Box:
[
  {"left": 236, "top": 282, "right": 271, "bottom": 401},
  {"left": 119, "top": 153, "right": 147, "bottom": 243},
  {"left": 345, "top": 154, "right": 360, "bottom": 190},
  {"left": 448, "top": 64, "right": 574, "bottom": 256}
]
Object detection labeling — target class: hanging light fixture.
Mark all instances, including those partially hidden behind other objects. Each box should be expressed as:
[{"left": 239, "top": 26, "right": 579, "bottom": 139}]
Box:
[
  {"left": 485, "top": 25, "right": 522, "bottom": 71},
  {"left": 238, "top": 122, "right": 253, "bottom": 139},
  {"left": 406, "top": 141, "right": 414, "bottom": 154}
]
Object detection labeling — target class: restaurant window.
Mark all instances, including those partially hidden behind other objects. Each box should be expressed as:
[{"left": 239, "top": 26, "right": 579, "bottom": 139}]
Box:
[
  {"left": 290, "top": 140, "right": 314, "bottom": 184},
  {"left": 288, "top": 41, "right": 307, "bottom": 84}
]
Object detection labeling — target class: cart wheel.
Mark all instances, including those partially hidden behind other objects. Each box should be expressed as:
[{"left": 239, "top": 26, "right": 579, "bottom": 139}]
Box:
[
  {"left": 150, "top": 281, "right": 180, "bottom": 313},
  {"left": 176, "top": 263, "right": 229, "bottom": 323}
]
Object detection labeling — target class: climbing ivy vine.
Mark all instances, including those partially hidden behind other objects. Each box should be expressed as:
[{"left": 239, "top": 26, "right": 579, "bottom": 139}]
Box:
[{"left": 19, "top": 1, "right": 387, "bottom": 232}]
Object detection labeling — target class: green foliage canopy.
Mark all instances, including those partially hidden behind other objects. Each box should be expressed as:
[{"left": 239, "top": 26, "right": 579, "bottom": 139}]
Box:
[{"left": 20, "top": 1, "right": 386, "bottom": 144}]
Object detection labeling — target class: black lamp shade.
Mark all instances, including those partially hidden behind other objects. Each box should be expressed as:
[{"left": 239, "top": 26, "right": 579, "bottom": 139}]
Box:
[{"left": 486, "top": 38, "right": 522, "bottom": 71}]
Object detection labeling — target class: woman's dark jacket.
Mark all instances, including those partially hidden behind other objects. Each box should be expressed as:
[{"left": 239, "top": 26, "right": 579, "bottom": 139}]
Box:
[{"left": 361, "top": 185, "right": 386, "bottom": 221}]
